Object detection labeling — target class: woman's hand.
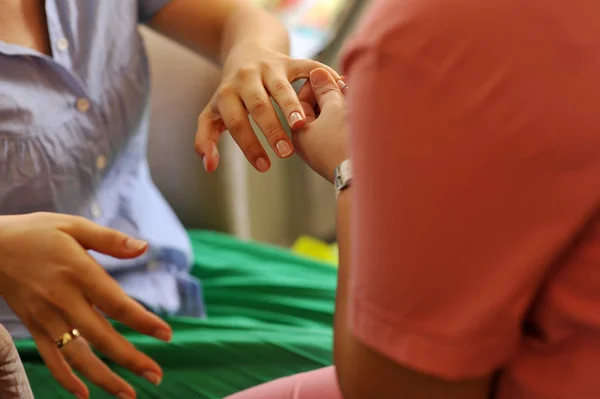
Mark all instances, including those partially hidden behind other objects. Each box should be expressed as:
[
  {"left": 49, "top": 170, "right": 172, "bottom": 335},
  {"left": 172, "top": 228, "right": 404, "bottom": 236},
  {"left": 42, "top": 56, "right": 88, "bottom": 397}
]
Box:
[
  {"left": 194, "top": 42, "right": 342, "bottom": 173},
  {"left": 292, "top": 68, "right": 348, "bottom": 183},
  {"left": 0, "top": 213, "right": 172, "bottom": 399}
]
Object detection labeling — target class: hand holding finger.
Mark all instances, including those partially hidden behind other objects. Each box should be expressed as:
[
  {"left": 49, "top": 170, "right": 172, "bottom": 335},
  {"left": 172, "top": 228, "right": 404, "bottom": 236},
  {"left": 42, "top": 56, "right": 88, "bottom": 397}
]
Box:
[{"left": 308, "top": 68, "right": 346, "bottom": 111}]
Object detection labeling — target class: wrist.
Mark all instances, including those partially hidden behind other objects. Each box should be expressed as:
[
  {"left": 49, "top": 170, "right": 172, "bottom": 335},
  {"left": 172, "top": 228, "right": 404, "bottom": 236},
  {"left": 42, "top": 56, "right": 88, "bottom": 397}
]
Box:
[
  {"left": 220, "top": 16, "right": 289, "bottom": 65},
  {"left": 221, "top": 41, "right": 273, "bottom": 75}
]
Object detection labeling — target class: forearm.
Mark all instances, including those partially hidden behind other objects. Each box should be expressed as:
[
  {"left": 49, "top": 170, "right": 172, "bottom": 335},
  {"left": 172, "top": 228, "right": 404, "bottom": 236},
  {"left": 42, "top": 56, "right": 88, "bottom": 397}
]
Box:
[
  {"left": 219, "top": 5, "right": 289, "bottom": 64},
  {"left": 149, "top": 0, "right": 288, "bottom": 66},
  {"left": 332, "top": 189, "right": 352, "bottom": 397}
]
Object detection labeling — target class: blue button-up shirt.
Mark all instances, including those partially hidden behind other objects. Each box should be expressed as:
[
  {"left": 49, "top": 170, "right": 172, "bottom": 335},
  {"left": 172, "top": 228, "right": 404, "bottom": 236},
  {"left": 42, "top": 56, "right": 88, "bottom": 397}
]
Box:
[{"left": 0, "top": 0, "right": 205, "bottom": 338}]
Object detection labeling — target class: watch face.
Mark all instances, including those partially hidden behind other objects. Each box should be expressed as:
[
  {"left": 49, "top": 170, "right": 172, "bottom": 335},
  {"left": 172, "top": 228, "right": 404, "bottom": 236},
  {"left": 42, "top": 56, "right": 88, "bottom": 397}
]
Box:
[{"left": 335, "top": 160, "right": 352, "bottom": 191}]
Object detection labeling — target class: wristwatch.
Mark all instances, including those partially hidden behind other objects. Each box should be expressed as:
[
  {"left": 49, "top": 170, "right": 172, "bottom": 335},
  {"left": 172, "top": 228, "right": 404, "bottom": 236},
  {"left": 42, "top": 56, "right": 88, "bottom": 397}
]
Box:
[{"left": 334, "top": 159, "right": 352, "bottom": 196}]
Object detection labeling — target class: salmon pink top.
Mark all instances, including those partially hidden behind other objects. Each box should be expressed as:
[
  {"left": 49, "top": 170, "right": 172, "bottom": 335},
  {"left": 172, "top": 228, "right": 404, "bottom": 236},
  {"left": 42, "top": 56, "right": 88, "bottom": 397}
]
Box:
[{"left": 342, "top": 0, "right": 600, "bottom": 397}]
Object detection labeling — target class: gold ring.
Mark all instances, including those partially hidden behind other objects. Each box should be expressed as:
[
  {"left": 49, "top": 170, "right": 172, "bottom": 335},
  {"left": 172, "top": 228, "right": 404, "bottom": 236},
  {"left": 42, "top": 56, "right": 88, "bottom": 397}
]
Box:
[{"left": 55, "top": 329, "right": 81, "bottom": 349}]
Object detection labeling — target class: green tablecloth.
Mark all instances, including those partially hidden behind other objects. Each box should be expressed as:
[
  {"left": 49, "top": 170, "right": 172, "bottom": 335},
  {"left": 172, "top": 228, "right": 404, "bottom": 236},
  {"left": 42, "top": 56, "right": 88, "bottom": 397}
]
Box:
[{"left": 16, "top": 231, "right": 337, "bottom": 398}]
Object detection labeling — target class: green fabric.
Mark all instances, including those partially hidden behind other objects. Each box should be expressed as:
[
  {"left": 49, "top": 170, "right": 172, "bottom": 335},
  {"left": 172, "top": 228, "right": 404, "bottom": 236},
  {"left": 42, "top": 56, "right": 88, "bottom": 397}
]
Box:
[{"left": 16, "top": 230, "right": 337, "bottom": 398}]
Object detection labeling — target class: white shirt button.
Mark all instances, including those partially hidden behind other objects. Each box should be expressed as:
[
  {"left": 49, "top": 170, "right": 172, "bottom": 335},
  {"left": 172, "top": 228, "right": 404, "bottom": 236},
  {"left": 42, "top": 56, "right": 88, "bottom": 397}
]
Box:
[
  {"left": 90, "top": 202, "right": 102, "bottom": 219},
  {"left": 56, "top": 37, "right": 69, "bottom": 52},
  {"left": 96, "top": 155, "right": 107, "bottom": 171},
  {"left": 76, "top": 98, "right": 90, "bottom": 113}
]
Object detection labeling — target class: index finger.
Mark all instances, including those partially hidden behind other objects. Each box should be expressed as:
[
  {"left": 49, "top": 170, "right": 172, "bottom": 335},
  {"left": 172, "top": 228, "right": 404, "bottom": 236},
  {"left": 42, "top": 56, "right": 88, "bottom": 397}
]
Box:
[{"left": 79, "top": 260, "right": 172, "bottom": 341}]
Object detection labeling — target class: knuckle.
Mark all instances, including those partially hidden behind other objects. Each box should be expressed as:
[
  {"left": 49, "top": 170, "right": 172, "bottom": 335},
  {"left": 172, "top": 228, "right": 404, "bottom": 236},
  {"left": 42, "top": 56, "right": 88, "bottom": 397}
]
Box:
[
  {"left": 263, "top": 124, "right": 284, "bottom": 140},
  {"left": 225, "top": 116, "right": 247, "bottom": 134},
  {"left": 28, "top": 300, "right": 50, "bottom": 321},
  {"left": 85, "top": 333, "right": 111, "bottom": 355},
  {"left": 194, "top": 141, "right": 204, "bottom": 156},
  {"left": 215, "top": 85, "right": 236, "bottom": 105},
  {"left": 106, "top": 298, "right": 129, "bottom": 320},
  {"left": 102, "top": 228, "right": 121, "bottom": 244},
  {"left": 46, "top": 228, "right": 68, "bottom": 246},
  {"left": 38, "top": 283, "right": 68, "bottom": 307},
  {"left": 239, "top": 141, "right": 256, "bottom": 156},
  {"left": 67, "top": 215, "right": 87, "bottom": 228},
  {"left": 62, "top": 344, "right": 89, "bottom": 370},
  {"left": 282, "top": 100, "right": 298, "bottom": 113},
  {"left": 236, "top": 64, "right": 259, "bottom": 82},
  {"left": 116, "top": 348, "right": 142, "bottom": 370},
  {"left": 270, "top": 80, "right": 289, "bottom": 97},
  {"left": 31, "top": 211, "right": 53, "bottom": 220},
  {"left": 259, "top": 60, "right": 278, "bottom": 75},
  {"left": 248, "top": 97, "right": 270, "bottom": 116}
]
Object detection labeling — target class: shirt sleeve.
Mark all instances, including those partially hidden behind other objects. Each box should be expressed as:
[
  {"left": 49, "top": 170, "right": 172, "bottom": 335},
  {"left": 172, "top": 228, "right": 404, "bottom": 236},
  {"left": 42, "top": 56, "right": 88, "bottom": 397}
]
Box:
[
  {"left": 341, "top": 0, "right": 600, "bottom": 381},
  {"left": 138, "top": 0, "right": 172, "bottom": 23}
]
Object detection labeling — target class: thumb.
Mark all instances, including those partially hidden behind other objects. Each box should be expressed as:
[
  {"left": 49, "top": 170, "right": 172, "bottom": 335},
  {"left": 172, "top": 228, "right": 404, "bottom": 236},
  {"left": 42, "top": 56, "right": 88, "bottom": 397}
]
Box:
[
  {"left": 310, "top": 68, "right": 345, "bottom": 111},
  {"left": 60, "top": 218, "right": 148, "bottom": 259}
]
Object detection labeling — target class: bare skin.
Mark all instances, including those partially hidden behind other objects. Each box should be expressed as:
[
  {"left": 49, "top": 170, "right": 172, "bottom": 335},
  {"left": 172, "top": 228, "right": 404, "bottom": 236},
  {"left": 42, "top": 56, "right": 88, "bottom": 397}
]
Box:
[{"left": 0, "top": 0, "right": 51, "bottom": 56}]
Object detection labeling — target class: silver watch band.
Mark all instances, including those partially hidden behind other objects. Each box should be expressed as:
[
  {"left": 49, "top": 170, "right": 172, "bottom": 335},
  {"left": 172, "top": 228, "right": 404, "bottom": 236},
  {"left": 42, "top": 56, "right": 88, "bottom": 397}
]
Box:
[{"left": 334, "top": 159, "right": 352, "bottom": 195}]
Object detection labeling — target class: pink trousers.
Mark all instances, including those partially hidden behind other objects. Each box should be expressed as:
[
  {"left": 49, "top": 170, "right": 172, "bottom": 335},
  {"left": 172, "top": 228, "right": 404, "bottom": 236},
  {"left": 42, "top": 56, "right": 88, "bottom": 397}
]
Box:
[{"left": 225, "top": 366, "right": 343, "bottom": 399}]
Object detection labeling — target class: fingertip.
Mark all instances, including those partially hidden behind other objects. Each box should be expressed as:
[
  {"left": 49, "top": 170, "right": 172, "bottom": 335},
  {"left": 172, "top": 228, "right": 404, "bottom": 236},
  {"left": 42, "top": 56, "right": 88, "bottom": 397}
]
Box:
[
  {"left": 275, "top": 140, "right": 294, "bottom": 158},
  {"left": 291, "top": 118, "right": 307, "bottom": 129},
  {"left": 153, "top": 328, "right": 172, "bottom": 342},
  {"left": 200, "top": 142, "right": 220, "bottom": 172},
  {"left": 255, "top": 156, "right": 270, "bottom": 173},
  {"left": 337, "top": 80, "right": 348, "bottom": 91},
  {"left": 289, "top": 111, "right": 305, "bottom": 129},
  {"left": 66, "top": 372, "right": 89, "bottom": 399},
  {"left": 123, "top": 238, "right": 148, "bottom": 254},
  {"left": 74, "top": 386, "right": 90, "bottom": 399},
  {"left": 309, "top": 68, "right": 332, "bottom": 86}
]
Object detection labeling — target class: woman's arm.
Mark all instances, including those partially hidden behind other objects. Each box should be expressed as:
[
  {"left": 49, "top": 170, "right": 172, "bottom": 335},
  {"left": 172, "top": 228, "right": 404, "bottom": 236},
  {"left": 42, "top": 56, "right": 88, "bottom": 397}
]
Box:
[
  {"left": 145, "top": 0, "right": 341, "bottom": 174},
  {"left": 148, "top": 0, "right": 287, "bottom": 66}
]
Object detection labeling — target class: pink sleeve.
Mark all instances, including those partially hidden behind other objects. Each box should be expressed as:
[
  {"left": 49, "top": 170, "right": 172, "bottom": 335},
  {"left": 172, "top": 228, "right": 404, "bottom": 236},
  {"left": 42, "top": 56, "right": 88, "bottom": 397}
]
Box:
[{"left": 341, "top": 0, "right": 600, "bottom": 380}]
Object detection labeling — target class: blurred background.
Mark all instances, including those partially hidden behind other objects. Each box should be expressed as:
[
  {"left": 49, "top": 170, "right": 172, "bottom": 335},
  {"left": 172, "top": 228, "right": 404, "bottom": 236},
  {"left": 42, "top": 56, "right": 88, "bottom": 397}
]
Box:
[{"left": 144, "top": 0, "right": 369, "bottom": 256}]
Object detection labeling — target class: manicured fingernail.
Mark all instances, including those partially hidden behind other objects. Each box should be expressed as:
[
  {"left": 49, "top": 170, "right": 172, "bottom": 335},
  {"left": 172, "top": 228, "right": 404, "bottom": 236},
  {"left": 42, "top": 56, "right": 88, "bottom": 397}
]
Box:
[
  {"left": 117, "top": 394, "right": 134, "bottom": 399},
  {"left": 337, "top": 80, "right": 348, "bottom": 90},
  {"left": 124, "top": 237, "right": 147, "bottom": 251},
  {"left": 289, "top": 111, "right": 303, "bottom": 127},
  {"left": 256, "top": 157, "right": 269, "bottom": 172},
  {"left": 75, "top": 394, "right": 86, "bottom": 399},
  {"left": 143, "top": 371, "right": 162, "bottom": 385},
  {"left": 310, "top": 69, "right": 329, "bottom": 85},
  {"left": 153, "top": 329, "right": 172, "bottom": 342},
  {"left": 202, "top": 156, "right": 208, "bottom": 171},
  {"left": 276, "top": 140, "right": 293, "bottom": 157}
]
